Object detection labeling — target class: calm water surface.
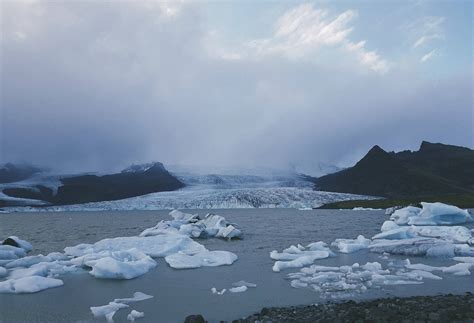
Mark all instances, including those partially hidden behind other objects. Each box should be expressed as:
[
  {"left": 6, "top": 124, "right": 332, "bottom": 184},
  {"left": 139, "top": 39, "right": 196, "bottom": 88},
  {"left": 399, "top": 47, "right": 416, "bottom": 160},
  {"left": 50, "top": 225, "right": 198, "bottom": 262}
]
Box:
[{"left": 0, "top": 209, "right": 473, "bottom": 323}]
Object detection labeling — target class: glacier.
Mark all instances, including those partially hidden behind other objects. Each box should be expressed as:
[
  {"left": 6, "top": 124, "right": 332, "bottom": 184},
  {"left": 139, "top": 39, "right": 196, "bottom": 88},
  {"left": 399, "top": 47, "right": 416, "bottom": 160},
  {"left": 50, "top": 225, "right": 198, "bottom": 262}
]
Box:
[{"left": 3, "top": 172, "right": 375, "bottom": 212}]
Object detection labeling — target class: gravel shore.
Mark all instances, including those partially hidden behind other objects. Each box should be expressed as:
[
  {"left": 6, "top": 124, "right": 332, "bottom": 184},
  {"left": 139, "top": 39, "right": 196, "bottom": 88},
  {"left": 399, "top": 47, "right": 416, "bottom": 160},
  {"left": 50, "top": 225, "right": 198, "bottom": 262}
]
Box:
[{"left": 226, "top": 293, "right": 474, "bottom": 323}]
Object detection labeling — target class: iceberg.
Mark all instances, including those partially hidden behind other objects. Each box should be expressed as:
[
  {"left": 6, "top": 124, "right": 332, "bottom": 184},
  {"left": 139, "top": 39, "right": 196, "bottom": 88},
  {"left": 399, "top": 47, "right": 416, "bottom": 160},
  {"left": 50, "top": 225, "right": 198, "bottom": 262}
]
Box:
[
  {"left": 65, "top": 233, "right": 206, "bottom": 258},
  {"left": 0, "top": 275, "right": 63, "bottom": 293},
  {"left": 2, "top": 236, "right": 33, "bottom": 252},
  {"left": 89, "top": 249, "right": 157, "bottom": 279},
  {"left": 165, "top": 250, "right": 237, "bottom": 269},
  {"left": 331, "top": 235, "right": 371, "bottom": 253},
  {"left": 390, "top": 203, "right": 472, "bottom": 226}
]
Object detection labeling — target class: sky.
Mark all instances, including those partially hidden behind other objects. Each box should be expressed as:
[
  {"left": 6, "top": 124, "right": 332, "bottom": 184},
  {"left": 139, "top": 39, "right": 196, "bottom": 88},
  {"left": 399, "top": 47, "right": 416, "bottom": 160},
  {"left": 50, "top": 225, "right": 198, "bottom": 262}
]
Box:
[{"left": 0, "top": 0, "right": 472, "bottom": 173}]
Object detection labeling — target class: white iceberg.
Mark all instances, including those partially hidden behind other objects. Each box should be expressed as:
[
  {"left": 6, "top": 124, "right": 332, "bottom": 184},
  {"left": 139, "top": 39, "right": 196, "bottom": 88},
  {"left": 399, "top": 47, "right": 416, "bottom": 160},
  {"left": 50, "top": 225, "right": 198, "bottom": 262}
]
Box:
[
  {"left": 165, "top": 250, "right": 237, "bottom": 269},
  {"left": 390, "top": 203, "right": 472, "bottom": 226},
  {"left": 0, "top": 275, "right": 63, "bottom": 293},
  {"left": 89, "top": 249, "right": 157, "bottom": 279},
  {"left": 332, "top": 235, "right": 371, "bottom": 253},
  {"left": 65, "top": 233, "right": 206, "bottom": 258}
]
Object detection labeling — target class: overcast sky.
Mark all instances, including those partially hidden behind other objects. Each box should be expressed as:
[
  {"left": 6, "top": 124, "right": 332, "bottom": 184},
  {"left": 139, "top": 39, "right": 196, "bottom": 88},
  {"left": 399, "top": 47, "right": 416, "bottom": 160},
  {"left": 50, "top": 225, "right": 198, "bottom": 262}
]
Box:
[{"left": 1, "top": 0, "right": 472, "bottom": 173}]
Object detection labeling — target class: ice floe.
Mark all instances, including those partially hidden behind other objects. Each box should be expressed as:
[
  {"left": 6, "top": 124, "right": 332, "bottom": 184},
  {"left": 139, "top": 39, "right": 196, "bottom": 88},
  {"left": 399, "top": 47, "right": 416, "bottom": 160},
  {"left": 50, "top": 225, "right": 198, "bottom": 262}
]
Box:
[
  {"left": 270, "top": 242, "right": 334, "bottom": 272},
  {"left": 140, "top": 210, "right": 242, "bottom": 240},
  {"left": 331, "top": 235, "right": 371, "bottom": 253},
  {"left": 90, "top": 292, "right": 153, "bottom": 323},
  {"left": 273, "top": 202, "right": 474, "bottom": 296},
  {"left": 1, "top": 210, "right": 242, "bottom": 294},
  {"left": 390, "top": 203, "right": 473, "bottom": 226},
  {"left": 89, "top": 249, "right": 157, "bottom": 279},
  {"left": 165, "top": 250, "right": 237, "bottom": 269},
  {"left": 0, "top": 275, "right": 63, "bottom": 294}
]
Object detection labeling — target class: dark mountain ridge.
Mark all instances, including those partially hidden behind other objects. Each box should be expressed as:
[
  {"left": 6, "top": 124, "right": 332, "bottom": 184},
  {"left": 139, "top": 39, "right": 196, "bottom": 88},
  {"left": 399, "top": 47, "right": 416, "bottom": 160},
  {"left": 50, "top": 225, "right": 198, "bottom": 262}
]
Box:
[
  {"left": 1, "top": 162, "right": 184, "bottom": 206},
  {"left": 315, "top": 141, "right": 474, "bottom": 198}
]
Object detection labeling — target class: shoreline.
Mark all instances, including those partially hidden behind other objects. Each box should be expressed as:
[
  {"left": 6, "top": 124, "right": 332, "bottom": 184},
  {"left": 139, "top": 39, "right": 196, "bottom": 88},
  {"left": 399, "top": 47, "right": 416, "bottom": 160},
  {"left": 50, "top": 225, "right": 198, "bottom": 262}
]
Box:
[{"left": 227, "top": 293, "right": 474, "bottom": 322}]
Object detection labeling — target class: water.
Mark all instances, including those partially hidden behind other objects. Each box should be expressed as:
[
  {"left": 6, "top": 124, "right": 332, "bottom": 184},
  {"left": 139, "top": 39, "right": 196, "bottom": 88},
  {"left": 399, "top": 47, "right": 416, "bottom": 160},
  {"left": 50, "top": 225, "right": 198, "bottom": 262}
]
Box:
[{"left": 0, "top": 209, "right": 473, "bottom": 323}]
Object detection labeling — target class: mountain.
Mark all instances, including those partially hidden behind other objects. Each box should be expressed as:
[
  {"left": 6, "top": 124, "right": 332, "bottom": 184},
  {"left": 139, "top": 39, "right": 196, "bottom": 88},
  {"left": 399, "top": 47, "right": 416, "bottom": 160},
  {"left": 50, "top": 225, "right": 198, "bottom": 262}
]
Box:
[
  {"left": 315, "top": 142, "right": 474, "bottom": 198},
  {"left": 1, "top": 162, "right": 184, "bottom": 206},
  {"left": 0, "top": 163, "right": 42, "bottom": 183}
]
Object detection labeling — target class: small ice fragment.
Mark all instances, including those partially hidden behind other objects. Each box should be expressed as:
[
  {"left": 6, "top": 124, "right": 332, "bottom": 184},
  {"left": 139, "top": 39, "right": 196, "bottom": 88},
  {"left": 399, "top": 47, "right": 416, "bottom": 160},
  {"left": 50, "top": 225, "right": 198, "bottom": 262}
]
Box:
[
  {"left": 91, "top": 302, "right": 129, "bottom": 323},
  {"left": 232, "top": 280, "right": 257, "bottom": 288},
  {"left": 211, "top": 287, "right": 226, "bottom": 295},
  {"left": 229, "top": 286, "right": 247, "bottom": 293},
  {"left": 114, "top": 292, "right": 154, "bottom": 304},
  {"left": 127, "top": 310, "right": 145, "bottom": 321}
]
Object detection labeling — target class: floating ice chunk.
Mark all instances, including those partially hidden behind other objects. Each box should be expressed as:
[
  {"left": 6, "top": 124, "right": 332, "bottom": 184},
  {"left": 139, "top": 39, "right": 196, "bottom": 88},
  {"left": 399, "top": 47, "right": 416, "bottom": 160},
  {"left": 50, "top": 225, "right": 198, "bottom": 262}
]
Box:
[
  {"left": 380, "top": 221, "right": 400, "bottom": 232},
  {"left": 165, "top": 250, "right": 237, "bottom": 269},
  {"left": 218, "top": 225, "right": 242, "bottom": 240},
  {"left": 114, "top": 292, "right": 154, "bottom": 304},
  {"left": 352, "top": 207, "right": 381, "bottom": 211},
  {"left": 140, "top": 221, "right": 179, "bottom": 237},
  {"left": 290, "top": 280, "right": 308, "bottom": 288},
  {"left": 442, "top": 263, "right": 472, "bottom": 276},
  {"left": 453, "top": 257, "right": 474, "bottom": 264},
  {"left": 390, "top": 206, "right": 421, "bottom": 225},
  {"left": 91, "top": 302, "right": 129, "bottom": 323},
  {"left": 405, "top": 262, "right": 445, "bottom": 272},
  {"left": 127, "top": 310, "right": 145, "bottom": 321},
  {"left": 273, "top": 254, "right": 329, "bottom": 272},
  {"left": 408, "top": 203, "right": 473, "bottom": 226},
  {"left": 211, "top": 287, "right": 226, "bottom": 295},
  {"left": 170, "top": 210, "right": 200, "bottom": 223},
  {"left": 2, "top": 236, "right": 33, "bottom": 252},
  {"left": 374, "top": 225, "right": 472, "bottom": 243},
  {"left": 5, "top": 255, "right": 53, "bottom": 269},
  {"left": 65, "top": 233, "right": 206, "bottom": 258},
  {"left": 369, "top": 238, "right": 444, "bottom": 256},
  {"left": 232, "top": 280, "right": 257, "bottom": 288},
  {"left": 0, "top": 275, "right": 63, "bottom": 294},
  {"left": 89, "top": 249, "right": 157, "bottom": 279},
  {"left": 360, "top": 262, "right": 382, "bottom": 271},
  {"left": 373, "top": 227, "right": 417, "bottom": 240},
  {"left": 306, "top": 241, "right": 330, "bottom": 251},
  {"left": 8, "top": 261, "right": 76, "bottom": 279},
  {"left": 91, "top": 292, "right": 153, "bottom": 322},
  {"left": 406, "top": 270, "right": 442, "bottom": 280},
  {"left": 332, "top": 235, "right": 371, "bottom": 253},
  {"left": 426, "top": 244, "right": 455, "bottom": 258},
  {"left": 0, "top": 245, "right": 27, "bottom": 260},
  {"left": 229, "top": 286, "right": 247, "bottom": 293}
]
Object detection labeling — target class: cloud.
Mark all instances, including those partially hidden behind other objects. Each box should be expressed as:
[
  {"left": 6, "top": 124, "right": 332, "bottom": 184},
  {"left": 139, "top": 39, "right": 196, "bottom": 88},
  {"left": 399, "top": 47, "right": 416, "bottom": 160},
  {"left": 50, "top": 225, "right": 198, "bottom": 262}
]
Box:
[
  {"left": 0, "top": 2, "right": 471, "bottom": 173},
  {"left": 408, "top": 16, "right": 445, "bottom": 48},
  {"left": 421, "top": 49, "right": 436, "bottom": 62},
  {"left": 221, "top": 4, "right": 389, "bottom": 73}
]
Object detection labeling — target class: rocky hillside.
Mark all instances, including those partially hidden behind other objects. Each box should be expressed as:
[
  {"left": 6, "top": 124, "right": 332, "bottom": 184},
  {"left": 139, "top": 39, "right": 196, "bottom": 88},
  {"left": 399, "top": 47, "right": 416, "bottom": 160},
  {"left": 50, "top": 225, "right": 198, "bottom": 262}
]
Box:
[{"left": 315, "top": 141, "right": 474, "bottom": 198}]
